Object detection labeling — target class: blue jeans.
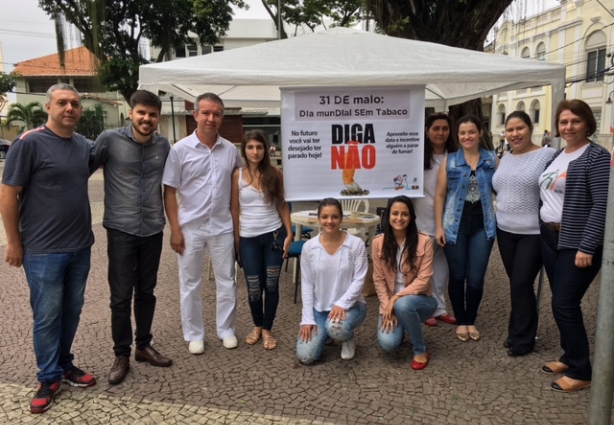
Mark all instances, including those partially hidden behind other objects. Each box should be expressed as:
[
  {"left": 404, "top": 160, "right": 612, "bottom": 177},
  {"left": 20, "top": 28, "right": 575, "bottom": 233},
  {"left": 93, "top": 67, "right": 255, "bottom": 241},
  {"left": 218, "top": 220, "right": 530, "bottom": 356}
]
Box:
[
  {"left": 540, "top": 224, "right": 602, "bottom": 381},
  {"left": 23, "top": 249, "right": 91, "bottom": 383},
  {"left": 378, "top": 295, "right": 437, "bottom": 355},
  {"left": 296, "top": 303, "right": 367, "bottom": 364},
  {"left": 239, "top": 227, "right": 286, "bottom": 330},
  {"left": 444, "top": 214, "right": 494, "bottom": 326}
]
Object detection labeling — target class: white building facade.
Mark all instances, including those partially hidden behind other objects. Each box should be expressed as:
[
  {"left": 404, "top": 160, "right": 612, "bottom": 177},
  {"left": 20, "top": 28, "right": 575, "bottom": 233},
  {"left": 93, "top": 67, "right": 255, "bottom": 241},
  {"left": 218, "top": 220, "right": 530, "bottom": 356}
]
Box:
[{"left": 491, "top": 0, "right": 613, "bottom": 149}]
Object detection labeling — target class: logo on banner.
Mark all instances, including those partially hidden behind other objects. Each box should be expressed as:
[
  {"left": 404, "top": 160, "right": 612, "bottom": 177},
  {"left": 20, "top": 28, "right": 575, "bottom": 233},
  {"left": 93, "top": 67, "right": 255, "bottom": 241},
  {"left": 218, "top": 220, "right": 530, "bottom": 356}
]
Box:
[{"left": 331, "top": 124, "right": 376, "bottom": 196}]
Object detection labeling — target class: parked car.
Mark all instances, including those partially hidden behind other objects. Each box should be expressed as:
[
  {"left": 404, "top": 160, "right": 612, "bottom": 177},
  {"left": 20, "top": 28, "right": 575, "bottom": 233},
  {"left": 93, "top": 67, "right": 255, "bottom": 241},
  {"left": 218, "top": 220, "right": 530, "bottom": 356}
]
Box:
[{"left": 0, "top": 139, "right": 11, "bottom": 160}]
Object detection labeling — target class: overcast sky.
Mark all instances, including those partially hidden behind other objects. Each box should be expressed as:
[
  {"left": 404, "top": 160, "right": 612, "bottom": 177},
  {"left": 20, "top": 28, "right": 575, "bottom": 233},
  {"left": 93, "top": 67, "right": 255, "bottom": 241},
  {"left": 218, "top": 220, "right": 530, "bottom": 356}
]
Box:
[{"left": 0, "top": 0, "right": 560, "bottom": 74}]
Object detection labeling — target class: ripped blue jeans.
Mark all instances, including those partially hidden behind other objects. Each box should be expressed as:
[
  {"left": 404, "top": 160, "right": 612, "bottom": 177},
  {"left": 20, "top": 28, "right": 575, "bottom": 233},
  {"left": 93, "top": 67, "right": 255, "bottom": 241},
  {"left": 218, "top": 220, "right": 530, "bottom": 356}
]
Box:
[
  {"left": 296, "top": 303, "right": 367, "bottom": 364},
  {"left": 239, "top": 227, "right": 286, "bottom": 330}
]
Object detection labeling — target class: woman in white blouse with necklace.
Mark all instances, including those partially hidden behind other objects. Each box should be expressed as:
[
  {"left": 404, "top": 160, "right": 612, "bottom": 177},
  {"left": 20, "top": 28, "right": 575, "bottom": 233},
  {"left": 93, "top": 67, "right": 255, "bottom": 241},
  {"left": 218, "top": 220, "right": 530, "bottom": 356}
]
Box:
[{"left": 296, "top": 198, "right": 368, "bottom": 364}]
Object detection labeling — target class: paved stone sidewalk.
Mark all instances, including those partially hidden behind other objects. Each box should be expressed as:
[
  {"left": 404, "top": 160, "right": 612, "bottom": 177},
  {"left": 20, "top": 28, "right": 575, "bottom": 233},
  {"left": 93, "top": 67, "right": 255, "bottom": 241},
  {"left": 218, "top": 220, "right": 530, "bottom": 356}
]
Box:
[{"left": 0, "top": 170, "right": 604, "bottom": 424}]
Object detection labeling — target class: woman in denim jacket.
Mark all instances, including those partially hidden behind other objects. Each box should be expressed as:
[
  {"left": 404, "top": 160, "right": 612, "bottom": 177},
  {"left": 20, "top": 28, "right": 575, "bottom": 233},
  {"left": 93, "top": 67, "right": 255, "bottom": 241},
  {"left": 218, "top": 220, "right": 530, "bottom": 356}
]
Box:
[{"left": 434, "top": 115, "right": 498, "bottom": 342}]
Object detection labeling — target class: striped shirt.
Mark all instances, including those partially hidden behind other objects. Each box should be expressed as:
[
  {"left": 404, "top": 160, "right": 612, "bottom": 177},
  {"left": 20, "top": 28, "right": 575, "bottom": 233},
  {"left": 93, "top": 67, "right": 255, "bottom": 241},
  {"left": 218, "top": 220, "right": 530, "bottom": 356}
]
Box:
[{"left": 541, "top": 143, "right": 610, "bottom": 254}]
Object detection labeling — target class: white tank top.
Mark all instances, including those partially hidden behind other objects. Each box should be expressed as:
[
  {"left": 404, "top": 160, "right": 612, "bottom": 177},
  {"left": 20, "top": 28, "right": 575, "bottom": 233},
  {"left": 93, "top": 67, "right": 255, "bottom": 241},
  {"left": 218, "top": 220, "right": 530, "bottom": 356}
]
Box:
[{"left": 238, "top": 168, "right": 283, "bottom": 237}]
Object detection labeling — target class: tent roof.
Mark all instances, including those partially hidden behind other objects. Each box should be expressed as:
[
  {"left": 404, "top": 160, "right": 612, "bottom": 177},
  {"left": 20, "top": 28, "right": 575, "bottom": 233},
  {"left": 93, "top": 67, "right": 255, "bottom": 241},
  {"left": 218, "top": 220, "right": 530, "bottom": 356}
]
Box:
[{"left": 139, "top": 27, "right": 565, "bottom": 109}]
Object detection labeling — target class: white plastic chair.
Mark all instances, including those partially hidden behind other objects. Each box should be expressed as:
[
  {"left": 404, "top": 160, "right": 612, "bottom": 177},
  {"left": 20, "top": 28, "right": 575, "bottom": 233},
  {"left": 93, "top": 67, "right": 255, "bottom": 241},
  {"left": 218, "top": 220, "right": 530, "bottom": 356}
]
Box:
[
  {"left": 340, "top": 199, "right": 370, "bottom": 243},
  {"left": 341, "top": 199, "right": 370, "bottom": 215}
]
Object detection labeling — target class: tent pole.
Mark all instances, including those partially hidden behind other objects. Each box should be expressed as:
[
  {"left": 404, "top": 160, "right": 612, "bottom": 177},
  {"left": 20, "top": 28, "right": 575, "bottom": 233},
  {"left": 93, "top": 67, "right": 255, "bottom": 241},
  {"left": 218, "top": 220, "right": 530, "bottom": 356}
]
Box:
[
  {"left": 588, "top": 158, "right": 614, "bottom": 425},
  {"left": 170, "top": 95, "right": 177, "bottom": 143}
]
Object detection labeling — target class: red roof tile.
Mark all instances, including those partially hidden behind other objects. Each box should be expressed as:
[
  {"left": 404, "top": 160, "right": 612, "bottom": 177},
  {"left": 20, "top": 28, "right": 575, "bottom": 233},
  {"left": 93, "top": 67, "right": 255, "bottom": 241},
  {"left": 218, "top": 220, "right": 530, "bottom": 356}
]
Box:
[{"left": 13, "top": 47, "right": 99, "bottom": 77}]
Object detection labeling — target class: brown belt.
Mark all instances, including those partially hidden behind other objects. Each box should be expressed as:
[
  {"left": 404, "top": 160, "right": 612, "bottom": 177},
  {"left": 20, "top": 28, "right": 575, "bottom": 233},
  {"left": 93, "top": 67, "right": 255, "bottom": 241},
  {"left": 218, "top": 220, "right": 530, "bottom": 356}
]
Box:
[{"left": 541, "top": 221, "right": 561, "bottom": 232}]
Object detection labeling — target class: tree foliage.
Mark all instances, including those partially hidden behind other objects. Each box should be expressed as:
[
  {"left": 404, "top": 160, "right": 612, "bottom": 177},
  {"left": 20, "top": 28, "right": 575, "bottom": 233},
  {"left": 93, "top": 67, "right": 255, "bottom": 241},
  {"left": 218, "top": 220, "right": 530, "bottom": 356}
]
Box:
[
  {"left": 260, "top": 0, "right": 364, "bottom": 38},
  {"left": 6, "top": 102, "right": 48, "bottom": 131},
  {"left": 366, "top": 0, "right": 513, "bottom": 145},
  {"left": 76, "top": 103, "right": 105, "bottom": 140},
  {"left": 39, "top": 0, "right": 247, "bottom": 101},
  {"left": 0, "top": 72, "right": 16, "bottom": 112}
]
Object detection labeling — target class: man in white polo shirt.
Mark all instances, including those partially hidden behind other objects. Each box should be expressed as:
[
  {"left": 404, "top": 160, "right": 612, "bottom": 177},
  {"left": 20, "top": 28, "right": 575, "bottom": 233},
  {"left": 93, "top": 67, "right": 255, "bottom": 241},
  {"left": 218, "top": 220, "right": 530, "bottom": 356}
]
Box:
[{"left": 163, "top": 93, "right": 241, "bottom": 354}]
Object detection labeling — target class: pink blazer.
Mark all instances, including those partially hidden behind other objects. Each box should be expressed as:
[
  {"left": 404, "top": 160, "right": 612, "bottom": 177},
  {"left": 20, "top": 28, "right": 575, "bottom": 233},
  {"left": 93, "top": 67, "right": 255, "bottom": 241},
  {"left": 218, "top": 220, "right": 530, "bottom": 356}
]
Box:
[{"left": 372, "top": 232, "right": 434, "bottom": 314}]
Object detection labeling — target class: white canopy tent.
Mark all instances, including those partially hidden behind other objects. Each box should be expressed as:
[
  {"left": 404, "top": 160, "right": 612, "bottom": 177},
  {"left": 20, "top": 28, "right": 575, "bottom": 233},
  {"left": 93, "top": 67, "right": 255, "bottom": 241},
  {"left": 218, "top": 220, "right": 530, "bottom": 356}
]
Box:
[{"left": 139, "top": 27, "right": 566, "bottom": 113}]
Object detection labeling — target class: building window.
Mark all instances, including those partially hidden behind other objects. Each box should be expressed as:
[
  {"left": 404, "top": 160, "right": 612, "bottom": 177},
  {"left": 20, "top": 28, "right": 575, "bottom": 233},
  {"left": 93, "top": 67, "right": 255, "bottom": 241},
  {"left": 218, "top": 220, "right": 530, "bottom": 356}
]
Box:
[
  {"left": 213, "top": 45, "right": 224, "bottom": 52},
  {"left": 187, "top": 44, "right": 198, "bottom": 57},
  {"left": 73, "top": 78, "right": 100, "bottom": 93},
  {"left": 27, "top": 78, "right": 62, "bottom": 93},
  {"left": 536, "top": 42, "right": 546, "bottom": 61},
  {"left": 530, "top": 99, "right": 540, "bottom": 124},
  {"left": 497, "top": 104, "right": 506, "bottom": 126},
  {"left": 585, "top": 31, "right": 607, "bottom": 82},
  {"left": 516, "top": 101, "right": 525, "bottom": 112},
  {"left": 521, "top": 47, "right": 530, "bottom": 59},
  {"left": 175, "top": 45, "right": 186, "bottom": 58}
]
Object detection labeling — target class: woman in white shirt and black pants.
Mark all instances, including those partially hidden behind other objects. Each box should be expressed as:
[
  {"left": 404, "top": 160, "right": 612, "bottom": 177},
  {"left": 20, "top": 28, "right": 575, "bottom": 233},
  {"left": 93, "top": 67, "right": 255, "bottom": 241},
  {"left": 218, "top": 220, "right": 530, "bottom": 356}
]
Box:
[
  {"left": 296, "top": 198, "right": 368, "bottom": 363},
  {"left": 231, "top": 130, "right": 293, "bottom": 350}
]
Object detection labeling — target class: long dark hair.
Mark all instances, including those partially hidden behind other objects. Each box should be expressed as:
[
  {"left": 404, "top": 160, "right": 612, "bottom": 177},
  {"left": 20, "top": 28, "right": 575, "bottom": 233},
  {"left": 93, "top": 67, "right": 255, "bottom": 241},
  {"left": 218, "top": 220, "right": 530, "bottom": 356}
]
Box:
[
  {"left": 424, "top": 112, "right": 457, "bottom": 170},
  {"left": 382, "top": 196, "right": 419, "bottom": 275},
  {"left": 241, "top": 129, "right": 284, "bottom": 207}
]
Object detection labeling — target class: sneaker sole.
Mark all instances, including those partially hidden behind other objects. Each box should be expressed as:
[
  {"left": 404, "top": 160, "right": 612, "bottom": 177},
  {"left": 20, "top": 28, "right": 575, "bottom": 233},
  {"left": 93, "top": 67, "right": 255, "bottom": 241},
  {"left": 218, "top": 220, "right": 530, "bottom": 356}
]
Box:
[
  {"left": 62, "top": 378, "right": 96, "bottom": 388},
  {"left": 30, "top": 388, "right": 61, "bottom": 414}
]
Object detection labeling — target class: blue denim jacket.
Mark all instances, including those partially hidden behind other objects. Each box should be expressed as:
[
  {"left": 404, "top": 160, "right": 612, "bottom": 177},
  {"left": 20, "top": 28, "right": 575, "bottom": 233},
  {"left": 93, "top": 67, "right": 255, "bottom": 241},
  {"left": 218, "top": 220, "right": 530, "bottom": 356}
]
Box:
[{"left": 443, "top": 149, "right": 497, "bottom": 244}]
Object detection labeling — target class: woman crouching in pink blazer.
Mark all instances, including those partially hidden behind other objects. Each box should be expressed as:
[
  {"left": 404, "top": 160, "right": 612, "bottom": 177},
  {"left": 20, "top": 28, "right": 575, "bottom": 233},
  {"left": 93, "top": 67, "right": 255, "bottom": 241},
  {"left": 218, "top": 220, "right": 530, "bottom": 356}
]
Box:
[{"left": 373, "top": 196, "right": 437, "bottom": 370}]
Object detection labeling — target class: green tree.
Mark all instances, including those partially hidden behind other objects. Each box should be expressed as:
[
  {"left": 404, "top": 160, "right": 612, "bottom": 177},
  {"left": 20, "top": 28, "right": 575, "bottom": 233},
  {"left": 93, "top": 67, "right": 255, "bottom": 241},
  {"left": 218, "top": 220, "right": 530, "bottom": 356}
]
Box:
[
  {"left": 76, "top": 103, "right": 105, "bottom": 140},
  {"left": 39, "top": 0, "right": 247, "bottom": 102},
  {"left": 261, "top": 0, "right": 364, "bottom": 38},
  {"left": 0, "top": 72, "right": 16, "bottom": 113},
  {"left": 5, "top": 102, "right": 48, "bottom": 131},
  {"left": 365, "top": 0, "right": 514, "bottom": 147}
]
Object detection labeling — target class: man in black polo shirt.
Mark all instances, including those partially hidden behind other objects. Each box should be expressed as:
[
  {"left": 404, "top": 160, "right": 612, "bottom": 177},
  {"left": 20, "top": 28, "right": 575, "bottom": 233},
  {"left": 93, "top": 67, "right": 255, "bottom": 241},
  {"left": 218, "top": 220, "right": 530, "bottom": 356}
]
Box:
[{"left": 90, "top": 90, "right": 172, "bottom": 385}]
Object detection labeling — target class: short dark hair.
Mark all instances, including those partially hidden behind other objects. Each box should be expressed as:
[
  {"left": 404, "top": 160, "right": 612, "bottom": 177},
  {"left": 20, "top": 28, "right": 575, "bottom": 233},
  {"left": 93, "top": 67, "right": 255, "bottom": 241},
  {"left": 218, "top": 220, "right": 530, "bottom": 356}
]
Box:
[
  {"left": 195, "top": 93, "right": 224, "bottom": 115},
  {"left": 554, "top": 99, "right": 596, "bottom": 137},
  {"left": 505, "top": 110, "right": 533, "bottom": 133},
  {"left": 130, "top": 90, "right": 162, "bottom": 111},
  {"left": 317, "top": 198, "right": 343, "bottom": 218}
]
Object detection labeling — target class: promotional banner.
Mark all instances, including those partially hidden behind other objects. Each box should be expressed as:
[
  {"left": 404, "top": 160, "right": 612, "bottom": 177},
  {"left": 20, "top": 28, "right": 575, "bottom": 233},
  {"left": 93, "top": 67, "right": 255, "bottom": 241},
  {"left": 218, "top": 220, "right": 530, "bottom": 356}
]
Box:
[{"left": 281, "top": 86, "right": 425, "bottom": 201}]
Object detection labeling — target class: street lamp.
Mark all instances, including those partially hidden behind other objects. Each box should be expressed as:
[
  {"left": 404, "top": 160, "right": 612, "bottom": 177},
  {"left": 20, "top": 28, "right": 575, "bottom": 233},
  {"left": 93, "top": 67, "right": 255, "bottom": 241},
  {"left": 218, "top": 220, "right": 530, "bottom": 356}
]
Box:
[{"left": 606, "top": 91, "right": 614, "bottom": 150}]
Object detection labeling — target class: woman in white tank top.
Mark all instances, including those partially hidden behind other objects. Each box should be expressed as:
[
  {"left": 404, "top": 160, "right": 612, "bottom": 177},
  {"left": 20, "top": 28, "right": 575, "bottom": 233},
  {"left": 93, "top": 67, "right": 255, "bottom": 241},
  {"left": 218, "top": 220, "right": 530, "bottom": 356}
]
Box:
[{"left": 230, "top": 130, "right": 293, "bottom": 350}]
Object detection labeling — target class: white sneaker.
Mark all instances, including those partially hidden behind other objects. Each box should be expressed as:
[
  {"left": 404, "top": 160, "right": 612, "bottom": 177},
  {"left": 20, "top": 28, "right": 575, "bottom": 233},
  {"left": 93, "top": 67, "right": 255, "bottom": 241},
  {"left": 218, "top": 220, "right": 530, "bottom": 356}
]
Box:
[
  {"left": 341, "top": 337, "right": 356, "bottom": 360},
  {"left": 188, "top": 341, "right": 204, "bottom": 355},
  {"left": 222, "top": 335, "right": 238, "bottom": 349}
]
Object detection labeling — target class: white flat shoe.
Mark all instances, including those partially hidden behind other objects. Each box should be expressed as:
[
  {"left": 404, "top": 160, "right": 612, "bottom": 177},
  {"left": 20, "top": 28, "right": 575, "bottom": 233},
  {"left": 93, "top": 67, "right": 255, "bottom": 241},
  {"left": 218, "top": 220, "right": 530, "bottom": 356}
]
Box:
[
  {"left": 188, "top": 341, "right": 204, "bottom": 355},
  {"left": 341, "top": 337, "right": 355, "bottom": 360},
  {"left": 222, "top": 335, "right": 238, "bottom": 349}
]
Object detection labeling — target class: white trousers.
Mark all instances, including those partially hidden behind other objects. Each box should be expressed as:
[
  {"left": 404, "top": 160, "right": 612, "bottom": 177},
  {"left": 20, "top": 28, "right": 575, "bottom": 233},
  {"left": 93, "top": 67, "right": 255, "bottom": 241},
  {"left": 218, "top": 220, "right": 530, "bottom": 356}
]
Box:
[
  {"left": 430, "top": 236, "right": 450, "bottom": 317},
  {"left": 178, "top": 221, "right": 237, "bottom": 342}
]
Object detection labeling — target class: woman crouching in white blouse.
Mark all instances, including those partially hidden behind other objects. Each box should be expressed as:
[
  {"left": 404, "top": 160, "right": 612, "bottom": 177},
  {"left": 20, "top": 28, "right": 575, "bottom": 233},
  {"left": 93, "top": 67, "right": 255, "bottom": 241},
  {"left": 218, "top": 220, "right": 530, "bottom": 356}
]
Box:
[{"left": 296, "top": 198, "right": 368, "bottom": 364}]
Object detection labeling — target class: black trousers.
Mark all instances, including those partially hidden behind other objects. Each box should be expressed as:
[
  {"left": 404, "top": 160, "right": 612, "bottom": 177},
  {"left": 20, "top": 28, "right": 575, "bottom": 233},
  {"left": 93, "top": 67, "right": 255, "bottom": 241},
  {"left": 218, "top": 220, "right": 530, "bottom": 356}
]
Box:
[
  {"left": 540, "top": 224, "right": 602, "bottom": 381},
  {"left": 107, "top": 229, "right": 163, "bottom": 357},
  {"left": 496, "top": 228, "right": 543, "bottom": 352}
]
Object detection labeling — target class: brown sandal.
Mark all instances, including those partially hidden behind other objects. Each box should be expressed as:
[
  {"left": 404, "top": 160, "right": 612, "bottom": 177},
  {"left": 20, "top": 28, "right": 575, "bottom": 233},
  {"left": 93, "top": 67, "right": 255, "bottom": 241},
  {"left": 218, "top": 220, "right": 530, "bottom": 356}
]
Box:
[
  {"left": 541, "top": 361, "right": 569, "bottom": 375},
  {"left": 246, "top": 328, "right": 262, "bottom": 345},
  {"left": 262, "top": 333, "right": 277, "bottom": 350}
]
